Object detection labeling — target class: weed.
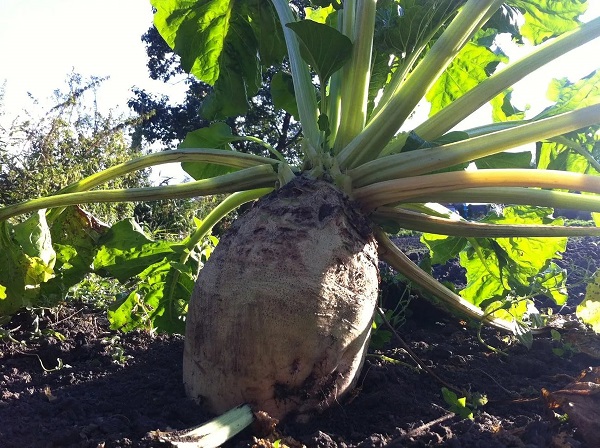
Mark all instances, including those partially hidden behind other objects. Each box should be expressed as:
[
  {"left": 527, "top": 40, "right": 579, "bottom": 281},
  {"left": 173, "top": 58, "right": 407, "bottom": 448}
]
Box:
[{"left": 101, "top": 335, "right": 133, "bottom": 366}]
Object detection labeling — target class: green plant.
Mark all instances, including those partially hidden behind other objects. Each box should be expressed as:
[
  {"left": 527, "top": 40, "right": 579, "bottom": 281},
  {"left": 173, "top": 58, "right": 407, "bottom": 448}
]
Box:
[
  {"left": 550, "top": 328, "right": 577, "bottom": 357},
  {"left": 441, "top": 387, "right": 488, "bottom": 420},
  {"left": 1, "top": 0, "right": 600, "bottom": 434},
  {"left": 102, "top": 335, "right": 133, "bottom": 366}
]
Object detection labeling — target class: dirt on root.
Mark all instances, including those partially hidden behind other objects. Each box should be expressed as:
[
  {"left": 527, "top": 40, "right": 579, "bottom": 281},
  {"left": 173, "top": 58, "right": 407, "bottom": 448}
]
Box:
[{"left": 1, "top": 236, "right": 600, "bottom": 448}]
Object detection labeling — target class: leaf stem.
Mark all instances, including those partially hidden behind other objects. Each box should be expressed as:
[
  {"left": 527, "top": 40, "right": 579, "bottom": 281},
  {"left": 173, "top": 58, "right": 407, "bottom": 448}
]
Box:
[
  {"left": 405, "top": 186, "right": 600, "bottom": 213},
  {"left": 354, "top": 168, "right": 600, "bottom": 209},
  {"left": 182, "top": 189, "right": 272, "bottom": 264},
  {"left": 0, "top": 165, "right": 278, "bottom": 222},
  {"left": 334, "top": 0, "right": 376, "bottom": 151},
  {"left": 271, "top": 0, "right": 320, "bottom": 162},
  {"left": 376, "top": 229, "right": 514, "bottom": 332},
  {"left": 373, "top": 207, "right": 600, "bottom": 237},
  {"left": 337, "top": 0, "right": 504, "bottom": 169},
  {"left": 414, "top": 16, "right": 600, "bottom": 141},
  {"left": 350, "top": 103, "right": 600, "bottom": 187}
]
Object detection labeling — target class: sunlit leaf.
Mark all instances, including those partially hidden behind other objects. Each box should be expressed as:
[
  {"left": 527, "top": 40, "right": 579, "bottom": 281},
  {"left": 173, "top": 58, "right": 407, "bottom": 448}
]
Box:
[
  {"left": 421, "top": 233, "right": 467, "bottom": 265},
  {"left": 426, "top": 29, "right": 508, "bottom": 116},
  {"left": 491, "top": 89, "right": 526, "bottom": 122},
  {"left": 94, "top": 219, "right": 181, "bottom": 282},
  {"left": 509, "top": 0, "right": 587, "bottom": 45},
  {"left": 459, "top": 206, "right": 567, "bottom": 307},
  {"left": 152, "top": 0, "right": 284, "bottom": 119},
  {"left": 535, "top": 70, "right": 600, "bottom": 120}
]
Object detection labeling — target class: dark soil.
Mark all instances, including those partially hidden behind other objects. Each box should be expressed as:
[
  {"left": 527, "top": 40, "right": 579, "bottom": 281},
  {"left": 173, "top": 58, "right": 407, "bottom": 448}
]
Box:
[{"left": 2, "top": 236, "right": 600, "bottom": 448}]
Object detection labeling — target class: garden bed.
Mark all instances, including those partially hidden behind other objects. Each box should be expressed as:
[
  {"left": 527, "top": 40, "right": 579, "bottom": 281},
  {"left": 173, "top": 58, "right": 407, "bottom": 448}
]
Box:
[{"left": 1, "top": 236, "right": 599, "bottom": 448}]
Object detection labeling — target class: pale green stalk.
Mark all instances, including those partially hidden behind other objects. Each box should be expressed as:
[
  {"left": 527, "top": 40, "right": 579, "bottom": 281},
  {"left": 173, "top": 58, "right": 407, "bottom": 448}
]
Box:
[
  {"left": 406, "top": 187, "right": 600, "bottom": 213},
  {"left": 371, "top": 2, "right": 463, "bottom": 118},
  {"left": 373, "top": 207, "right": 600, "bottom": 237},
  {"left": 327, "top": 66, "right": 343, "bottom": 146},
  {"left": 337, "top": 0, "right": 504, "bottom": 169},
  {"left": 43, "top": 148, "right": 277, "bottom": 223},
  {"left": 353, "top": 168, "right": 600, "bottom": 209},
  {"left": 239, "top": 136, "right": 287, "bottom": 163},
  {"left": 271, "top": 0, "right": 320, "bottom": 161},
  {"left": 350, "top": 103, "right": 600, "bottom": 186},
  {"left": 54, "top": 148, "right": 277, "bottom": 196},
  {"left": 158, "top": 404, "right": 254, "bottom": 448},
  {"left": 0, "top": 165, "right": 278, "bottom": 222},
  {"left": 462, "top": 120, "right": 527, "bottom": 138},
  {"left": 376, "top": 229, "right": 514, "bottom": 332},
  {"left": 414, "top": 16, "right": 600, "bottom": 141},
  {"left": 334, "top": 0, "right": 377, "bottom": 151}
]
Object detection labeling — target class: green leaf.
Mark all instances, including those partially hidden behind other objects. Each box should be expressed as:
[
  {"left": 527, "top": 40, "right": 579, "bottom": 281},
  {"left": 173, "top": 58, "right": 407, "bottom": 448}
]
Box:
[
  {"left": 151, "top": 0, "right": 233, "bottom": 85},
  {"left": 403, "top": 130, "right": 469, "bottom": 152},
  {"left": 271, "top": 71, "right": 299, "bottom": 119},
  {"left": 13, "top": 210, "right": 56, "bottom": 269},
  {"left": 475, "top": 151, "right": 533, "bottom": 169},
  {"left": 106, "top": 234, "right": 217, "bottom": 334},
  {"left": 107, "top": 259, "right": 194, "bottom": 334},
  {"left": 536, "top": 127, "right": 600, "bottom": 175},
  {"left": 534, "top": 262, "right": 568, "bottom": 306},
  {"left": 535, "top": 70, "right": 600, "bottom": 120},
  {"left": 509, "top": 0, "right": 587, "bottom": 45},
  {"left": 577, "top": 269, "right": 600, "bottom": 333},
  {"left": 40, "top": 206, "right": 109, "bottom": 305},
  {"left": 426, "top": 29, "right": 508, "bottom": 116},
  {"left": 0, "top": 212, "right": 56, "bottom": 316},
  {"left": 285, "top": 19, "right": 353, "bottom": 84},
  {"left": 491, "top": 89, "right": 526, "bottom": 122},
  {"left": 459, "top": 206, "right": 567, "bottom": 307},
  {"left": 93, "top": 219, "right": 181, "bottom": 283},
  {"left": 180, "top": 123, "right": 241, "bottom": 180},
  {"left": 441, "top": 387, "right": 473, "bottom": 420},
  {"left": 305, "top": 5, "right": 337, "bottom": 24},
  {"left": 373, "top": 0, "right": 462, "bottom": 57},
  {"left": 421, "top": 233, "right": 467, "bottom": 265},
  {"left": 152, "top": 0, "right": 280, "bottom": 119}
]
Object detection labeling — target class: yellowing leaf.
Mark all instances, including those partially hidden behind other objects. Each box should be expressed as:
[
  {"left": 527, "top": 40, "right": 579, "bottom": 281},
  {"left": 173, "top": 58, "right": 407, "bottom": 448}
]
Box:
[{"left": 577, "top": 269, "right": 600, "bottom": 333}]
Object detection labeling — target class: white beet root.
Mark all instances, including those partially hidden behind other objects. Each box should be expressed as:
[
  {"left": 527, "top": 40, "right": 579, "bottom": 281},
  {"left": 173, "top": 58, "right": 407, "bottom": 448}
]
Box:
[{"left": 183, "top": 177, "right": 379, "bottom": 420}]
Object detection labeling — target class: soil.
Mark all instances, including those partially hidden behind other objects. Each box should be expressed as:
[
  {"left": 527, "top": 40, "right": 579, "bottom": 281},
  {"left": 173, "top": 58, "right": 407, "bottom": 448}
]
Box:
[{"left": 1, "top": 236, "right": 600, "bottom": 448}]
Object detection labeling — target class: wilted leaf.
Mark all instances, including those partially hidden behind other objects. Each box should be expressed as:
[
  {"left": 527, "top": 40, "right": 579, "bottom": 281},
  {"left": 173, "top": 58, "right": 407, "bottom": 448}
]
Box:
[{"left": 0, "top": 212, "right": 57, "bottom": 316}]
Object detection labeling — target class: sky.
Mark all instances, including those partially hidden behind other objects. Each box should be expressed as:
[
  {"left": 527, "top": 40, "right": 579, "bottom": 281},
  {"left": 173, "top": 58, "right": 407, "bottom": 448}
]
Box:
[
  {"left": 0, "top": 0, "right": 182, "bottom": 121},
  {"left": 1, "top": 1, "right": 599, "bottom": 138}
]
